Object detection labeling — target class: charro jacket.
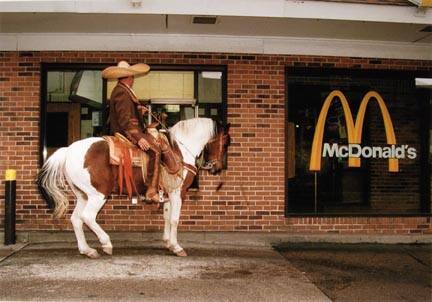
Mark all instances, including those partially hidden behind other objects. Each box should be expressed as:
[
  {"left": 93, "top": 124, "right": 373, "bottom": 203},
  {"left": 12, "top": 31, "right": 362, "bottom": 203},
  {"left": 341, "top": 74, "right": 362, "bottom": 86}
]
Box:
[{"left": 109, "top": 82, "right": 146, "bottom": 145}]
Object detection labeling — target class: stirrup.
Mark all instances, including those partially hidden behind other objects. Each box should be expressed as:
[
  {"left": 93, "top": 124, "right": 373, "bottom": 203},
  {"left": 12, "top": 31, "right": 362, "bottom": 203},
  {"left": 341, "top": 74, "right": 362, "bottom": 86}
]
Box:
[
  {"left": 143, "top": 190, "right": 169, "bottom": 204},
  {"left": 158, "top": 190, "right": 170, "bottom": 203}
]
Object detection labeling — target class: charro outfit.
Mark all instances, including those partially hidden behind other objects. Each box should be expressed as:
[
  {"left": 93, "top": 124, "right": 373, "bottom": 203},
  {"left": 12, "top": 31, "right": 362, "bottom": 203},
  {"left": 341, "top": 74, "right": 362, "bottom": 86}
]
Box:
[
  {"left": 109, "top": 82, "right": 161, "bottom": 203},
  {"left": 103, "top": 61, "right": 161, "bottom": 203}
]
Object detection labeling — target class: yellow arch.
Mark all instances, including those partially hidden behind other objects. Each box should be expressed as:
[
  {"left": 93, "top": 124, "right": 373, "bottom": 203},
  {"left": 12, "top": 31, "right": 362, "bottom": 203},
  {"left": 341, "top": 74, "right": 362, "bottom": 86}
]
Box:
[
  {"left": 309, "top": 90, "right": 356, "bottom": 171},
  {"left": 309, "top": 90, "right": 399, "bottom": 173},
  {"left": 351, "top": 91, "right": 398, "bottom": 172}
]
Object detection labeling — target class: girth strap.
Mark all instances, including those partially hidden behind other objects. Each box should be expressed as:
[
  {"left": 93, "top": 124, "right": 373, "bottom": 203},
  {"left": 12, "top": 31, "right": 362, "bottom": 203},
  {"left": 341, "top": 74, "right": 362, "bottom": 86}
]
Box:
[{"left": 180, "top": 162, "right": 198, "bottom": 200}]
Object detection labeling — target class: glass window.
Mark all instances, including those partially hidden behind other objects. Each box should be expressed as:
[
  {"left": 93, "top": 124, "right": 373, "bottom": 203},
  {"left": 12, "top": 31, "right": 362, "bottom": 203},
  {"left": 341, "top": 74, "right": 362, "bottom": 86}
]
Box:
[
  {"left": 286, "top": 69, "right": 430, "bottom": 215},
  {"left": 105, "top": 69, "right": 226, "bottom": 128},
  {"left": 427, "top": 95, "right": 431, "bottom": 212},
  {"left": 42, "top": 69, "right": 103, "bottom": 161},
  {"left": 150, "top": 103, "right": 197, "bottom": 128},
  {"left": 106, "top": 71, "right": 194, "bottom": 101},
  {"left": 41, "top": 65, "right": 227, "bottom": 169},
  {"left": 198, "top": 71, "right": 224, "bottom": 123}
]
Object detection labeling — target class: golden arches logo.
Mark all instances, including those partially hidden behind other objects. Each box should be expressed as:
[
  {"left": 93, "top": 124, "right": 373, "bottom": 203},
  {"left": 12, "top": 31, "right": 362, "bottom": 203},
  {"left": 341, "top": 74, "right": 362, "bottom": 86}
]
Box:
[{"left": 309, "top": 90, "right": 399, "bottom": 173}]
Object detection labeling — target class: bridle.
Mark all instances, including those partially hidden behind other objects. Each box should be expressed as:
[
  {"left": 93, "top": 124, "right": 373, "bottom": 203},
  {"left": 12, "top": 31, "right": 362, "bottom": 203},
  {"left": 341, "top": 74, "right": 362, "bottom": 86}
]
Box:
[
  {"left": 200, "top": 131, "right": 230, "bottom": 171},
  {"left": 144, "top": 107, "right": 229, "bottom": 172}
]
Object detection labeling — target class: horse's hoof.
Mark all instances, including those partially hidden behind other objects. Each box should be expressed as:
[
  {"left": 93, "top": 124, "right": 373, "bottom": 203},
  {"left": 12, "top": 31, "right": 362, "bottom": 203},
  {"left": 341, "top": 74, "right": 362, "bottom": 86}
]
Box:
[
  {"left": 175, "top": 249, "right": 187, "bottom": 257},
  {"left": 163, "top": 240, "right": 171, "bottom": 250},
  {"left": 102, "top": 245, "right": 113, "bottom": 255},
  {"left": 82, "top": 249, "right": 100, "bottom": 259}
]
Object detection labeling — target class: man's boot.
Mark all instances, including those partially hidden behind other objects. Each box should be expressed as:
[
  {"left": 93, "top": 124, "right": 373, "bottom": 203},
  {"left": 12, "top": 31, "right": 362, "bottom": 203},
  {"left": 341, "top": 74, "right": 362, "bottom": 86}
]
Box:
[
  {"left": 159, "top": 138, "right": 182, "bottom": 174},
  {"left": 145, "top": 148, "right": 161, "bottom": 203}
]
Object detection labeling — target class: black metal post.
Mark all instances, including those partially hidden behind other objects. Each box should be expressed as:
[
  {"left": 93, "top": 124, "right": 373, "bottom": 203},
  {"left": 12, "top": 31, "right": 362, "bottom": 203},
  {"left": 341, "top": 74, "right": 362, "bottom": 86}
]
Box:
[{"left": 4, "top": 169, "right": 16, "bottom": 245}]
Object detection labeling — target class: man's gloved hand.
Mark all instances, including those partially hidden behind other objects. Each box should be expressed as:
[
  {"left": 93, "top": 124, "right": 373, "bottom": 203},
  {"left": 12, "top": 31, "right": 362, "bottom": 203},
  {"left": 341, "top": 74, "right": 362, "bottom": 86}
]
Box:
[{"left": 138, "top": 138, "right": 150, "bottom": 151}]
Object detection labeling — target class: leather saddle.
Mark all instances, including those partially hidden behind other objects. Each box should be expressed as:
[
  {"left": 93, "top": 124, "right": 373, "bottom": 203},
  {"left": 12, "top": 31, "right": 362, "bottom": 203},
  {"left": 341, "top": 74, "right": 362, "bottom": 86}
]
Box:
[{"left": 103, "top": 131, "right": 183, "bottom": 199}]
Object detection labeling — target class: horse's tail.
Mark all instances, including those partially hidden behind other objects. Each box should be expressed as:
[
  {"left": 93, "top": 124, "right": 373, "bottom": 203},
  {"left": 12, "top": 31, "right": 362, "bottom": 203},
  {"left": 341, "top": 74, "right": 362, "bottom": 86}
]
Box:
[{"left": 37, "top": 147, "right": 69, "bottom": 218}]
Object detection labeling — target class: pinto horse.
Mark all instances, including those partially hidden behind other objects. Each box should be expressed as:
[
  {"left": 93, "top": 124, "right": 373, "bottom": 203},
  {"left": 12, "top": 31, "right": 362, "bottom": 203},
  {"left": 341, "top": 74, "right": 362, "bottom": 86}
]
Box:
[{"left": 38, "top": 118, "right": 230, "bottom": 258}]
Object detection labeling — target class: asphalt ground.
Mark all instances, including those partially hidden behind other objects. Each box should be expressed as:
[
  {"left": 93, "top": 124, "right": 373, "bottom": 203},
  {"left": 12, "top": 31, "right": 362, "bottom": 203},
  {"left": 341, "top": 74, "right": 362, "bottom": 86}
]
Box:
[
  {"left": 0, "top": 242, "right": 329, "bottom": 302},
  {"left": 276, "top": 243, "right": 432, "bottom": 302}
]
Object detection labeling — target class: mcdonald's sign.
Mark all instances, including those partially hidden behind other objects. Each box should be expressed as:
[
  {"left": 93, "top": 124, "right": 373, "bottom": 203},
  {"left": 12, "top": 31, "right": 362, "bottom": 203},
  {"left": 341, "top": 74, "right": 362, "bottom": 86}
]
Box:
[{"left": 309, "top": 90, "right": 417, "bottom": 173}]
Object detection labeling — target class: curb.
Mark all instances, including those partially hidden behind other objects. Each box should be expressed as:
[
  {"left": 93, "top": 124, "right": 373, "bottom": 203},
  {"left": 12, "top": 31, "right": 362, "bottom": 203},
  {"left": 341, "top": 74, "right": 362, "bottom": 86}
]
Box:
[
  {"left": 2, "top": 231, "right": 431, "bottom": 246},
  {"left": 0, "top": 243, "right": 28, "bottom": 263}
]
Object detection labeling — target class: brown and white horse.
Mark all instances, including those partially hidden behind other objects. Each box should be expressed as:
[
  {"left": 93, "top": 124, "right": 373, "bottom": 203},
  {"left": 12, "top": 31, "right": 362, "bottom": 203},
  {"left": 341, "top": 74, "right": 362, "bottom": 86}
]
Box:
[{"left": 38, "top": 118, "right": 230, "bottom": 258}]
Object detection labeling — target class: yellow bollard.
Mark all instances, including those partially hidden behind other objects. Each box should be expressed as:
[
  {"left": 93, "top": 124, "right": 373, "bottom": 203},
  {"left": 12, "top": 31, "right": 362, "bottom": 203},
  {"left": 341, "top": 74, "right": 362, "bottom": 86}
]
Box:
[{"left": 4, "top": 169, "right": 16, "bottom": 245}]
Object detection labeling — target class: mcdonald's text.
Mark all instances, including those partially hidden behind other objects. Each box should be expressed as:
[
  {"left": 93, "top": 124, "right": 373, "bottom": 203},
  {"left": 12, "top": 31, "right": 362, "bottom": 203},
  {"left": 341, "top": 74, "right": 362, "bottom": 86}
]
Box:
[
  {"left": 322, "top": 143, "right": 417, "bottom": 160},
  {"left": 309, "top": 90, "right": 405, "bottom": 172}
]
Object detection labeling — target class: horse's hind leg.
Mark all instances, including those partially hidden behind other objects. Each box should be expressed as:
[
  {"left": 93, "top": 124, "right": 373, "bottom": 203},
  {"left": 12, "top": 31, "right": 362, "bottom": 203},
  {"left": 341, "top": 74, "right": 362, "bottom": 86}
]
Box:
[
  {"left": 67, "top": 139, "right": 113, "bottom": 257},
  {"left": 65, "top": 172, "right": 99, "bottom": 259},
  {"left": 81, "top": 192, "right": 113, "bottom": 256},
  {"left": 70, "top": 193, "right": 99, "bottom": 258}
]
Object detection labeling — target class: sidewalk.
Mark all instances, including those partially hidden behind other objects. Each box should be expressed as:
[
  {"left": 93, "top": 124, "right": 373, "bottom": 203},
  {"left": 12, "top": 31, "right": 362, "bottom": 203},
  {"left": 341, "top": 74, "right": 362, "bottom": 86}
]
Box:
[{"left": 0, "top": 241, "right": 330, "bottom": 302}]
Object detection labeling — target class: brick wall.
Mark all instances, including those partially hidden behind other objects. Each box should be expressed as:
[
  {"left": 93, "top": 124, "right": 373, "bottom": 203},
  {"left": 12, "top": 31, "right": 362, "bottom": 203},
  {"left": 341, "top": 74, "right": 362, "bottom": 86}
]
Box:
[{"left": 0, "top": 51, "right": 431, "bottom": 235}]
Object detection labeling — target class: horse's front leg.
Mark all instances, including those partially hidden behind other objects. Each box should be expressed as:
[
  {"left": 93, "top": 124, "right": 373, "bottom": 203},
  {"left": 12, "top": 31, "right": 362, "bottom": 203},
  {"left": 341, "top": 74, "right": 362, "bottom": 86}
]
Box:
[
  {"left": 168, "top": 190, "right": 187, "bottom": 257},
  {"left": 162, "top": 201, "right": 171, "bottom": 249}
]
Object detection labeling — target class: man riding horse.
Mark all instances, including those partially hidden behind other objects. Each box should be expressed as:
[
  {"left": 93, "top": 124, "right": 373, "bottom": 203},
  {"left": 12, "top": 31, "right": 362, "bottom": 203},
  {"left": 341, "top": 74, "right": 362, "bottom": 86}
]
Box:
[
  {"left": 102, "top": 61, "right": 163, "bottom": 204},
  {"left": 38, "top": 61, "right": 231, "bottom": 256}
]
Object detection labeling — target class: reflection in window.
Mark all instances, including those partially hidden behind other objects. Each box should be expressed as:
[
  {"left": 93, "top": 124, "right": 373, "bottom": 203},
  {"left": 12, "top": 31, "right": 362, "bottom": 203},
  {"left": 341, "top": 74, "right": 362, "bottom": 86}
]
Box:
[
  {"left": 151, "top": 104, "right": 196, "bottom": 128},
  {"left": 106, "top": 69, "right": 226, "bottom": 126},
  {"left": 198, "top": 71, "right": 223, "bottom": 123},
  {"left": 106, "top": 71, "right": 194, "bottom": 101},
  {"left": 46, "top": 112, "right": 68, "bottom": 147},
  {"left": 44, "top": 70, "right": 103, "bottom": 159}
]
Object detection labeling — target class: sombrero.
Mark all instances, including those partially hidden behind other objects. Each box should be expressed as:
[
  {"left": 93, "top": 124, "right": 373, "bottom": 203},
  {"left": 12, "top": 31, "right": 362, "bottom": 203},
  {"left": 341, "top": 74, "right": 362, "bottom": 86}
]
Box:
[{"left": 101, "top": 60, "right": 150, "bottom": 79}]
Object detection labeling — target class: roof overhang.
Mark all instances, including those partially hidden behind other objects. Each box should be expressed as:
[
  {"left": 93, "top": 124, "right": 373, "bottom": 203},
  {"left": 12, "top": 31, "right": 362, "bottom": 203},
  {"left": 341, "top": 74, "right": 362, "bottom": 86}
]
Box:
[
  {"left": 0, "top": 1, "right": 430, "bottom": 60},
  {"left": 0, "top": 0, "right": 431, "bottom": 24}
]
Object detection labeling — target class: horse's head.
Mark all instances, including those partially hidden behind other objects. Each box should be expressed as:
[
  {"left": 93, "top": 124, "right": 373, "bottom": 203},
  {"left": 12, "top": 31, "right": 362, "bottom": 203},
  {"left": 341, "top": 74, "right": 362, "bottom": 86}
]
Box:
[{"left": 203, "top": 122, "right": 231, "bottom": 175}]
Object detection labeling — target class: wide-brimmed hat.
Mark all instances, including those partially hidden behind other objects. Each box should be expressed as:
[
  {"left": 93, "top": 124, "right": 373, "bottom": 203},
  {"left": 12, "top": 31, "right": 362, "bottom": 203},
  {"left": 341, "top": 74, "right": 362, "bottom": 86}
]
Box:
[{"left": 101, "top": 60, "right": 150, "bottom": 79}]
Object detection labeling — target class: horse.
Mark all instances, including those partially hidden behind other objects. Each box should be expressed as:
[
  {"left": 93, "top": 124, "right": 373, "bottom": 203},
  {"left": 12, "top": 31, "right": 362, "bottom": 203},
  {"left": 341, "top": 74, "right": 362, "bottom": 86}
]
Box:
[{"left": 37, "top": 117, "right": 230, "bottom": 258}]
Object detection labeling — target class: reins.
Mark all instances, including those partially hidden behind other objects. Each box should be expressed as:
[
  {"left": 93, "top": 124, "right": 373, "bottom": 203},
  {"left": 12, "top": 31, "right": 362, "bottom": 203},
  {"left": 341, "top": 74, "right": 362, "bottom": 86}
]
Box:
[
  {"left": 145, "top": 107, "right": 220, "bottom": 171},
  {"left": 142, "top": 105, "right": 199, "bottom": 162}
]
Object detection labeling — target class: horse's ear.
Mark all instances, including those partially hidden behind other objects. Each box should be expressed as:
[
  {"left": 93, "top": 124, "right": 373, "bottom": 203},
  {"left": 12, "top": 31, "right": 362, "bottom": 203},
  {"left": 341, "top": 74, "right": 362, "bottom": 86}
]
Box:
[{"left": 215, "top": 120, "right": 223, "bottom": 133}]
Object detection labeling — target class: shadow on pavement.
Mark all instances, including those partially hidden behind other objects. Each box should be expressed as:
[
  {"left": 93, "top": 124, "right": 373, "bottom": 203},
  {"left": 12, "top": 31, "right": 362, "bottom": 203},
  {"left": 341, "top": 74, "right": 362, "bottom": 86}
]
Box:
[{"left": 274, "top": 243, "right": 432, "bottom": 302}]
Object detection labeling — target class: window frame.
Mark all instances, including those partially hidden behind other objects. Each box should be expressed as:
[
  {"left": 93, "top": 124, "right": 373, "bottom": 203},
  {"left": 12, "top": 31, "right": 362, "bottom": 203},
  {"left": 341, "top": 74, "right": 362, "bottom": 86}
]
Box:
[
  {"left": 40, "top": 63, "right": 108, "bottom": 166},
  {"left": 39, "top": 63, "right": 227, "bottom": 166}
]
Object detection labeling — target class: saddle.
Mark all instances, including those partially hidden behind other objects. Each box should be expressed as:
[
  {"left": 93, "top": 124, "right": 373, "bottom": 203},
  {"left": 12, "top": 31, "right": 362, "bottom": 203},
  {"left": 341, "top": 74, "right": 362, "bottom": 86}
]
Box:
[{"left": 103, "top": 130, "right": 184, "bottom": 199}]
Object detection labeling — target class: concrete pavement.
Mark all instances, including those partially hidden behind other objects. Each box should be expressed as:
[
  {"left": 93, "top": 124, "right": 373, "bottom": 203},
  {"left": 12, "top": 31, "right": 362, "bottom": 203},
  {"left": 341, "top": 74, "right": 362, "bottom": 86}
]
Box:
[
  {"left": 276, "top": 243, "right": 432, "bottom": 302},
  {"left": 0, "top": 242, "right": 330, "bottom": 302}
]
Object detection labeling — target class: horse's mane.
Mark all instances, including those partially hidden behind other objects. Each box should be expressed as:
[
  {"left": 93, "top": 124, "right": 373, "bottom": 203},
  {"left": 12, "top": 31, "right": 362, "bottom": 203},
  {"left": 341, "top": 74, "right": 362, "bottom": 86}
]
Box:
[{"left": 169, "top": 118, "right": 215, "bottom": 154}]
